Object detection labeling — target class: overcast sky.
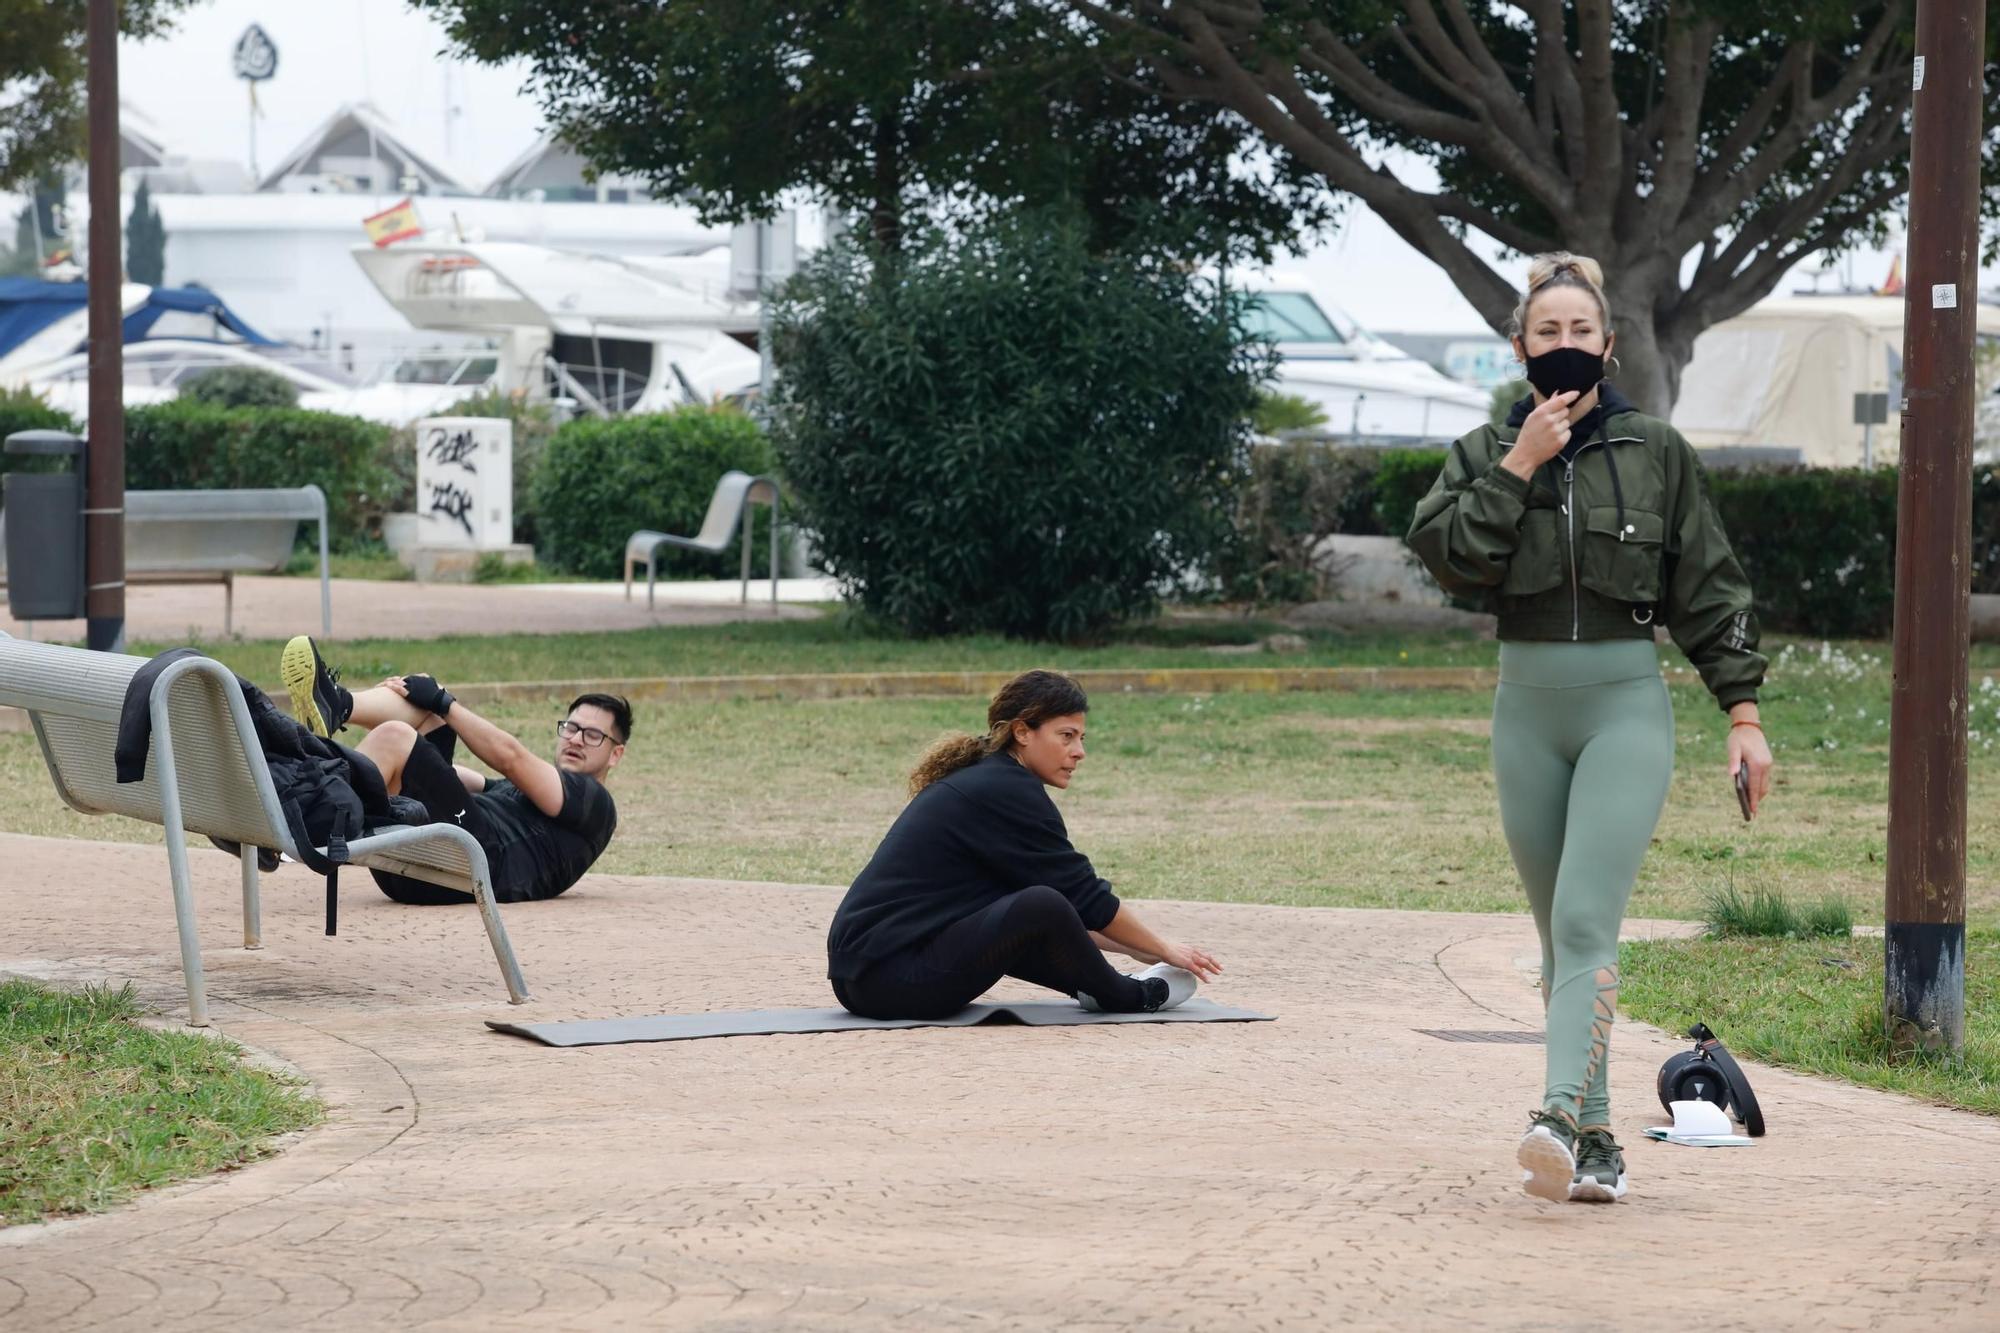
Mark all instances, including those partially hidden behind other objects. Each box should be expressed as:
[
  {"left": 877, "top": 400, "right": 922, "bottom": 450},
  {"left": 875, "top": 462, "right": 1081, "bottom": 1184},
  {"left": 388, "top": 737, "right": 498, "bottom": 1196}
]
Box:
[{"left": 113, "top": 0, "right": 1919, "bottom": 335}]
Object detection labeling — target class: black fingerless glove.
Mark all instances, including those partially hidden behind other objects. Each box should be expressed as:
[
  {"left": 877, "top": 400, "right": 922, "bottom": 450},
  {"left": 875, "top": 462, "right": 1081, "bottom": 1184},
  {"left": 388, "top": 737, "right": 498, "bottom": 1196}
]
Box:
[{"left": 401, "top": 673, "right": 456, "bottom": 718}]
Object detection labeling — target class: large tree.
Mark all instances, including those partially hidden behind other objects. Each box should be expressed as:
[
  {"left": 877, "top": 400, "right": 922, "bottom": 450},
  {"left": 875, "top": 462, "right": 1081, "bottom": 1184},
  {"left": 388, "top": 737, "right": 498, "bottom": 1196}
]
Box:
[
  {"left": 1058, "top": 1, "right": 1997, "bottom": 413},
  {"left": 413, "top": 0, "right": 1330, "bottom": 261},
  {"left": 0, "top": 0, "right": 202, "bottom": 193}
]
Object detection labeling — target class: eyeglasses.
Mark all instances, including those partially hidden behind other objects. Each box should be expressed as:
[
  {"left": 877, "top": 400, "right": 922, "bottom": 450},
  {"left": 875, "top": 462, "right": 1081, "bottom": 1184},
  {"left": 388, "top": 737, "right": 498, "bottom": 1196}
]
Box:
[{"left": 556, "top": 719, "right": 620, "bottom": 748}]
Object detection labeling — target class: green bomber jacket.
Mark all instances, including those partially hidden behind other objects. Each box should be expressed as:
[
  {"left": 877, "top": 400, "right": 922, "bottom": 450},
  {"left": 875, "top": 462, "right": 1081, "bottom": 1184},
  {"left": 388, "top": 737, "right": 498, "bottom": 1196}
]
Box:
[{"left": 1406, "top": 386, "right": 1764, "bottom": 711}]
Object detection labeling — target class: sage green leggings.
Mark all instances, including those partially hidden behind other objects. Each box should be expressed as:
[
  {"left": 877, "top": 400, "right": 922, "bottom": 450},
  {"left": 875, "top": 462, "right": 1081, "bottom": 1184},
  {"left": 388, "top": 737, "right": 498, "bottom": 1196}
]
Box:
[{"left": 1493, "top": 640, "right": 1674, "bottom": 1128}]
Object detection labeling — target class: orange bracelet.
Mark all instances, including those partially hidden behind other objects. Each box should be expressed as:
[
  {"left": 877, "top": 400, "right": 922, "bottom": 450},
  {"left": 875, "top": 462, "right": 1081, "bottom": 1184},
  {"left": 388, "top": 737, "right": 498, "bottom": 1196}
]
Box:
[{"left": 1730, "top": 719, "right": 1763, "bottom": 731}]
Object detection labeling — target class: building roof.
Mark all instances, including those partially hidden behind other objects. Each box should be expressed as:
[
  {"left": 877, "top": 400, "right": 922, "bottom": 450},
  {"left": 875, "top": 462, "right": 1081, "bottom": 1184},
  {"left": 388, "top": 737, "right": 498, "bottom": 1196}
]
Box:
[
  {"left": 258, "top": 102, "right": 474, "bottom": 196},
  {"left": 484, "top": 130, "right": 650, "bottom": 199},
  {"left": 119, "top": 101, "right": 172, "bottom": 170}
]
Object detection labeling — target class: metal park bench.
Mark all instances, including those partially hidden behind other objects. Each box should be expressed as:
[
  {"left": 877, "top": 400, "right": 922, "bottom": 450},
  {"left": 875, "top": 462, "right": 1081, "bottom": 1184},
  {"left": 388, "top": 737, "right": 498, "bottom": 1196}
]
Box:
[
  {"left": 0, "top": 631, "right": 529, "bottom": 1026},
  {"left": 0, "top": 485, "right": 332, "bottom": 636},
  {"left": 623, "top": 470, "right": 782, "bottom": 608}
]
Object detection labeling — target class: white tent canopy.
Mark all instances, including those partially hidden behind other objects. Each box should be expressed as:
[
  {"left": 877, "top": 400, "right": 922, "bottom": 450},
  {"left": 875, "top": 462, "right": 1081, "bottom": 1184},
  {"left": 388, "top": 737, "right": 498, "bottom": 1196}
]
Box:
[{"left": 1673, "top": 295, "right": 2000, "bottom": 467}]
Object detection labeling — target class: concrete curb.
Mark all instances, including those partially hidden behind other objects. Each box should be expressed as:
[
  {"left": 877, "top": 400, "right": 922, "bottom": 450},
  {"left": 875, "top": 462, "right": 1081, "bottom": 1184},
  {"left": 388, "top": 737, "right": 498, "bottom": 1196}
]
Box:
[{"left": 0, "top": 666, "right": 1498, "bottom": 734}]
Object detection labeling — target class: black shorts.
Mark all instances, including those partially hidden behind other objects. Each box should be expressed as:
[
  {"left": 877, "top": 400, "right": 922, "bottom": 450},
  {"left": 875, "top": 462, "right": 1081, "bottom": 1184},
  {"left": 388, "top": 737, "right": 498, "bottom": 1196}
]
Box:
[{"left": 370, "top": 725, "right": 493, "bottom": 905}]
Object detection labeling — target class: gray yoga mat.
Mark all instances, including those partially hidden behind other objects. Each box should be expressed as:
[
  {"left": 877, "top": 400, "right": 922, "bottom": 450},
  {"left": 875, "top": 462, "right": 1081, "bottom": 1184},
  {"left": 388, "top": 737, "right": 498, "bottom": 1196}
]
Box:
[{"left": 488, "top": 997, "right": 1274, "bottom": 1047}]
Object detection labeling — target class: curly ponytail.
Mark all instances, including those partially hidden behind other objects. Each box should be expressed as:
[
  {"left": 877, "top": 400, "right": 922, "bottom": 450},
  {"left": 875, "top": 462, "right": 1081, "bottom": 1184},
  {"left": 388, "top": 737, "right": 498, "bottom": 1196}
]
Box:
[{"left": 906, "top": 670, "right": 1090, "bottom": 797}]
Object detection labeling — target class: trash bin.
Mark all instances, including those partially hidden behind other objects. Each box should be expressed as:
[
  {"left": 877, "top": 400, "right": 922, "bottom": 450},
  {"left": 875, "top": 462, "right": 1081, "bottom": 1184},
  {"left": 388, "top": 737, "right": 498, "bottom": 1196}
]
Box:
[{"left": 3, "top": 429, "right": 87, "bottom": 620}]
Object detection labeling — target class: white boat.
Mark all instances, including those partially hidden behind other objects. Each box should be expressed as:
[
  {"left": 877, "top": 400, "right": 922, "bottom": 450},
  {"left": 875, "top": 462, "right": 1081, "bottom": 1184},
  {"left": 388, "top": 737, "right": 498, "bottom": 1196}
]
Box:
[
  {"left": 1236, "top": 271, "right": 1492, "bottom": 443},
  {"left": 0, "top": 277, "right": 469, "bottom": 425},
  {"left": 350, "top": 239, "right": 764, "bottom": 414}
]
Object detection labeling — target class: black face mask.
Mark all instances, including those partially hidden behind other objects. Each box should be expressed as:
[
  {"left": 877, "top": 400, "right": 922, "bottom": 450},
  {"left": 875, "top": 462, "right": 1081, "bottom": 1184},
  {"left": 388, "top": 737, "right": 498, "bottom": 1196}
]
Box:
[{"left": 1524, "top": 346, "right": 1605, "bottom": 398}]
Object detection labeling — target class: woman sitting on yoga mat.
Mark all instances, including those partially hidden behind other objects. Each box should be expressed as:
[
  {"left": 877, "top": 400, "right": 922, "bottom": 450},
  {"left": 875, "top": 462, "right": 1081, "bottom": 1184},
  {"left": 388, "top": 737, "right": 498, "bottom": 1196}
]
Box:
[{"left": 826, "top": 670, "right": 1221, "bottom": 1020}]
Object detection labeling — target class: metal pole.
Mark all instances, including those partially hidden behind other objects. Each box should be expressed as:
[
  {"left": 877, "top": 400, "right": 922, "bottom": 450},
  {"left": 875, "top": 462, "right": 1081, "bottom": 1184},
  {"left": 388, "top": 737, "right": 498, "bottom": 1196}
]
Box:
[
  {"left": 84, "top": 0, "right": 126, "bottom": 654},
  {"left": 1886, "top": 0, "right": 1983, "bottom": 1054}
]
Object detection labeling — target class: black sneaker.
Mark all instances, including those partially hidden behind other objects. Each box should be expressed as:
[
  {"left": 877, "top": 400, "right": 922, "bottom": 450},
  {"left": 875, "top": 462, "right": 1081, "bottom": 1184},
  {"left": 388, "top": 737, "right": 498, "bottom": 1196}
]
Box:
[{"left": 280, "top": 635, "right": 349, "bottom": 737}]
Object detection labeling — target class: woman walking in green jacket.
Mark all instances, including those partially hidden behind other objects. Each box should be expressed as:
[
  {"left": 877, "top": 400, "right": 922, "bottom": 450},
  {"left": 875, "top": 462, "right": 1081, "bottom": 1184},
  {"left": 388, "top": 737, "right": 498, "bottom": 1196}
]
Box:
[{"left": 1408, "top": 253, "right": 1774, "bottom": 1205}]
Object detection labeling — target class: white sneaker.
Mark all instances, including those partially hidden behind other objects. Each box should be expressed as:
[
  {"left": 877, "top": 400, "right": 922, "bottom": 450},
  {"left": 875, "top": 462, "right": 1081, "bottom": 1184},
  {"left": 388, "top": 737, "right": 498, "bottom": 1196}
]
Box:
[{"left": 1076, "top": 962, "right": 1199, "bottom": 1013}]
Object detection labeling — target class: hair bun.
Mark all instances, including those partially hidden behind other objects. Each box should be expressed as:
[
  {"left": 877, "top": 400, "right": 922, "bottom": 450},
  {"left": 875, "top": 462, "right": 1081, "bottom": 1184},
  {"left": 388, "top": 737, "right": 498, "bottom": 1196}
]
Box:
[{"left": 1527, "top": 251, "right": 1604, "bottom": 292}]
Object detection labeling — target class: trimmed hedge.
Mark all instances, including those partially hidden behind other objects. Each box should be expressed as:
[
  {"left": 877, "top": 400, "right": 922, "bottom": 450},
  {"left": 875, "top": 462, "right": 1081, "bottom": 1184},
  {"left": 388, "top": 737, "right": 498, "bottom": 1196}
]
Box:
[
  {"left": 124, "top": 400, "right": 395, "bottom": 549},
  {"left": 181, "top": 366, "right": 301, "bottom": 409},
  {"left": 1238, "top": 447, "right": 1972, "bottom": 640},
  {"left": 1704, "top": 468, "right": 1899, "bottom": 640},
  {"left": 0, "top": 385, "right": 79, "bottom": 443},
  {"left": 531, "top": 406, "right": 773, "bottom": 578}
]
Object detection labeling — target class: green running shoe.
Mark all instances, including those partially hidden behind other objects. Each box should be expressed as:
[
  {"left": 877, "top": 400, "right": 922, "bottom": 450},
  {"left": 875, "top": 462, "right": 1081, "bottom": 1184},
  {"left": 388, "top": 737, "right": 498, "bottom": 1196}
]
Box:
[
  {"left": 1517, "top": 1109, "right": 1577, "bottom": 1202},
  {"left": 1569, "top": 1128, "right": 1628, "bottom": 1203},
  {"left": 280, "top": 635, "right": 347, "bottom": 738}
]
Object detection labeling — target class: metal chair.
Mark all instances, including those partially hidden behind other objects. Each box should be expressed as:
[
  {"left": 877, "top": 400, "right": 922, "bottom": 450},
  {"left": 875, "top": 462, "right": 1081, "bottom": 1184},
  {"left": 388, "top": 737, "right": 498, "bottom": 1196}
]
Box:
[{"left": 623, "top": 470, "right": 782, "bottom": 608}]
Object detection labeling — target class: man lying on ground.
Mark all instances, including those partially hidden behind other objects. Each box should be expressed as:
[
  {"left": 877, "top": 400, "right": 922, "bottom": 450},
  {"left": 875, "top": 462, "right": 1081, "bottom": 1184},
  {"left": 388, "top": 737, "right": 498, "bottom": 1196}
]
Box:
[{"left": 281, "top": 635, "right": 625, "bottom": 905}]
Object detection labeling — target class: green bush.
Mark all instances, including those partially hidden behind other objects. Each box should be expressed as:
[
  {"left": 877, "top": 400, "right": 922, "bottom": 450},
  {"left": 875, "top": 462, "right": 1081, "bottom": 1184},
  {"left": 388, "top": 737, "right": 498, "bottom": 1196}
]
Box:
[
  {"left": 0, "top": 387, "right": 81, "bottom": 488},
  {"left": 124, "top": 400, "right": 395, "bottom": 549},
  {"left": 1705, "top": 467, "right": 1899, "bottom": 639},
  {"left": 1369, "top": 448, "right": 1449, "bottom": 539},
  {"left": 769, "top": 215, "right": 1271, "bottom": 640},
  {"left": 0, "top": 384, "right": 79, "bottom": 443},
  {"left": 531, "top": 406, "right": 773, "bottom": 578},
  {"left": 1221, "top": 442, "right": 1380, "bottom": 602},
  {"left": 181, "top": 365, "right": 301, "bottom": 409}
]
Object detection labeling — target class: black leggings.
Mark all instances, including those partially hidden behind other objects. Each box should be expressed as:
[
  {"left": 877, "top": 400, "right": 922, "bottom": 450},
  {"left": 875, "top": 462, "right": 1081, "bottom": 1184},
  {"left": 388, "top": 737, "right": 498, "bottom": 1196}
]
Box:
[{"left": 832, "top": 886, "right": 1148, "bottom": 1019}]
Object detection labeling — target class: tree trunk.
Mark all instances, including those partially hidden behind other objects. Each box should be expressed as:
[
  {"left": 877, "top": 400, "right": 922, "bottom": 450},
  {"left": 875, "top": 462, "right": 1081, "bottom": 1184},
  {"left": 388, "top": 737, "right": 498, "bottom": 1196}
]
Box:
[
  {"left": 869, "top": 111, "right": 903, "bottom": 253},
  {"left": 1605, "top": 313, "right": 1677, "bottom": 418}
]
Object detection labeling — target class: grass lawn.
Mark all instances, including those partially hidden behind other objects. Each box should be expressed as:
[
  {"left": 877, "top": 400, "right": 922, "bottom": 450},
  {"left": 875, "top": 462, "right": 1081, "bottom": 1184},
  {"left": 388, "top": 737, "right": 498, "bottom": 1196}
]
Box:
[
  {"left": 0, "top": 980, "right": 321, "bottom": 1226},
  {"left": 5, "top": 636, "right": 1994, "bottom": 925},
  {"left": 110, "top": 614, "right": 1501, "bottom": 690},
  {"left": 1621, "top": 932, "right": 2000, "bottom": 1116}
]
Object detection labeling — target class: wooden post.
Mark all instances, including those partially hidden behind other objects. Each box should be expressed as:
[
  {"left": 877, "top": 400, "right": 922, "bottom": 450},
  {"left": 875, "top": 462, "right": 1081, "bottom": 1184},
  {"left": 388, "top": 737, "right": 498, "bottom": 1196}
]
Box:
[
  {"left": 1886, "top": 0, "right": 1984, "bottom": 1053},
  {"left": 84, "top": 0, "right": 126, "bottom": 653}
]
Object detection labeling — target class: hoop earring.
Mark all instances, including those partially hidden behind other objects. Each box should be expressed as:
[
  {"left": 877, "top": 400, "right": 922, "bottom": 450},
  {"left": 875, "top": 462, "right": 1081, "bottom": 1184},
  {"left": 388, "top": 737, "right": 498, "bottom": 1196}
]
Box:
[
  {"left": 1509, "top": 361, "right": 1527, "bottom": 382},
  {"left": 1605, "top": 355, "right": 1622, "bottom": 379}
]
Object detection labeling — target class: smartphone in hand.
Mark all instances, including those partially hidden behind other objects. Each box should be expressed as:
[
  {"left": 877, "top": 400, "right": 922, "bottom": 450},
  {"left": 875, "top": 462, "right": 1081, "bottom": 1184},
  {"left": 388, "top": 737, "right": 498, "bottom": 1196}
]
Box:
[{"left": 1734, "top": 765, "right": 1754, "bottom": 822}]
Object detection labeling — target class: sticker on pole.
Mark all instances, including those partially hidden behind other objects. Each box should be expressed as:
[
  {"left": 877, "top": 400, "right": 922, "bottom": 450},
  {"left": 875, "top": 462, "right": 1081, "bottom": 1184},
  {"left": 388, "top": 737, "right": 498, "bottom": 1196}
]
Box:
[
  {"left": 1934, "top": 283, "right": 1958, "bottom": 309},
  {"left": 1914, "top": 55, "right": 1926, "bottom": 90}
]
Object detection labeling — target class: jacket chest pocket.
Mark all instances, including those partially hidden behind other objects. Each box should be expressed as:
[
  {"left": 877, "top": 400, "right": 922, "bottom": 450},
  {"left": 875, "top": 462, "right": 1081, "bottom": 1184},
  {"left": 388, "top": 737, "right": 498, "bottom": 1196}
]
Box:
[
  {"left": 1579, "top": 506, "right": 1664, "bottom": 603},
  {"left": 1500, "top": 505, "right": 1566, "bottom": 597}
]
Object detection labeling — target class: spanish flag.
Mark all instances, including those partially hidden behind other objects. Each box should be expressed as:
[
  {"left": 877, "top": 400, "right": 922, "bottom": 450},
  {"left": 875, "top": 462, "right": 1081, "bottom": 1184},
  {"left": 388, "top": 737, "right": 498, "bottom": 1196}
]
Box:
[
  {"left": 363, "top": 197, "right": 423, "bottom": 248},
  {"left": 1879, "top": 254, "right": 1904, "bottom": 296}
]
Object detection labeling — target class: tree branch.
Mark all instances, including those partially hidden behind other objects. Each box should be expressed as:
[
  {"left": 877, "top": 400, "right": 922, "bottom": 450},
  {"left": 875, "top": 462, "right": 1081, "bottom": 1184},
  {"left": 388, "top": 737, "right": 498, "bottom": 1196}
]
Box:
[
  {"left": 1524, "top": 0, "right": 1587, "bottom": 175},
  {"left": 1640, "top": 9, "right": 1719, "bottom": 243},
  {"left": 1429, "top": 192, "right": 1551, "bottom": 254},
  {"left": 1678, "top": 106, "right": 1909, "bottom": 327},
  {"left": 1687, "top": 180, "right": 1907, "bottom": 332},
  {"left": 1380, "top": 23, "right": 1481, "bottom": 114},
  {"left": 1671, "top": 2, "right": 1909, "bottom": 252},
  {"left": 1571, "top": 0, "right": 1621, "bottom": 233},
  {"left": 1291, "top": 21, "right": 1565, "bottom": 216},
  {"left": 1152, "top": 23, "right": 1517, "bottom": 328},
  {"left": 1373, "top": 2, "right": 1572, "bottom": 206}
]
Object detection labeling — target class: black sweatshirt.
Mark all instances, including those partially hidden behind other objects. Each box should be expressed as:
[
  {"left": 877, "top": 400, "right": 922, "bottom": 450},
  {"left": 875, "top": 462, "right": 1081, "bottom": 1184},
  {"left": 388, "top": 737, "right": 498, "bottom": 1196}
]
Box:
[{"left": 826, "top": 750, "right": 1122, "bottom": 979}]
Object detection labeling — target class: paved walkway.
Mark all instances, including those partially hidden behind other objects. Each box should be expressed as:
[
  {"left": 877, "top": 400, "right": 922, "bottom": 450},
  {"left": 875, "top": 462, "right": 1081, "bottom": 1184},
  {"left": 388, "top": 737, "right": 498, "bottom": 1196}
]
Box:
[
  {"left": 0, "top": 575, "right": 832, "bottom": 644},
  {"left": 1, "top": 832, "right": 1994, "bottom": 1331}
]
